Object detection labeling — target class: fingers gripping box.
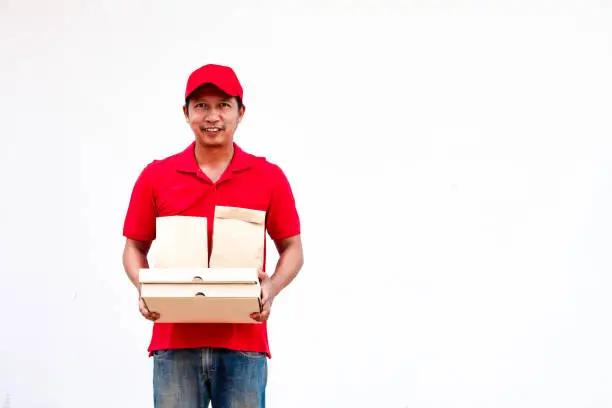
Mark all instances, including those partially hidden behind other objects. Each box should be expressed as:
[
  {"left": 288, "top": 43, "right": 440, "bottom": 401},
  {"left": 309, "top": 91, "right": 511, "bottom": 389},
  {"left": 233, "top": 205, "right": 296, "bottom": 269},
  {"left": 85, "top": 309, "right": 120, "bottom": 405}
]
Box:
[{"left": 138, "top": 209, "right": 265, "bottom": 324}]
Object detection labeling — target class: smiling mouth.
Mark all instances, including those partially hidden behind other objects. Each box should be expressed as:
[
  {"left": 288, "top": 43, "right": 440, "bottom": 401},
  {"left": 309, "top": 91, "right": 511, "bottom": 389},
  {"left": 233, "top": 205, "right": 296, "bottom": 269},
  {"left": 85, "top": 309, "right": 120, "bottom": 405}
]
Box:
[{"left": 202, "top": 127, "right": 223, "bottom": 133}]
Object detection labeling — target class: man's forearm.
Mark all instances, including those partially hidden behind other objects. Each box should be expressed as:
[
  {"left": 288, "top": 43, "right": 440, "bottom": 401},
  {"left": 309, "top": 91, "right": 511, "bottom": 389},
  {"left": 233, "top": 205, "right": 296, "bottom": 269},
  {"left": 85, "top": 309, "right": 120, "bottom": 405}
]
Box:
[
  {"left": 122, "top": 240, "right": 150, "bottom": 295},
  {"left": 270, "top": 237, "right": 304, "bottom": 296}
]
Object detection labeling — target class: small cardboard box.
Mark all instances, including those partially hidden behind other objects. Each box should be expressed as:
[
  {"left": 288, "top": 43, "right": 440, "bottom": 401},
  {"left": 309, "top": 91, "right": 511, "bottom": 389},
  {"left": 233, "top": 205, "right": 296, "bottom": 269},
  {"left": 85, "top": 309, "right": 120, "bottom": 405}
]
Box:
[{"left": 139, "top": 267, "right": 262, "bottom": 323}]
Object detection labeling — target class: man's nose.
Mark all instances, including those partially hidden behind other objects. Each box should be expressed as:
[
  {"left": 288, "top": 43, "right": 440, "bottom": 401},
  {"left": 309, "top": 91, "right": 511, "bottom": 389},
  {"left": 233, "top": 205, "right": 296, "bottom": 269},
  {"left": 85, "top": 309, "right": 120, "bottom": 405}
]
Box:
[{"left": 204, "top": 108, "right": 221, "bottom": 122}]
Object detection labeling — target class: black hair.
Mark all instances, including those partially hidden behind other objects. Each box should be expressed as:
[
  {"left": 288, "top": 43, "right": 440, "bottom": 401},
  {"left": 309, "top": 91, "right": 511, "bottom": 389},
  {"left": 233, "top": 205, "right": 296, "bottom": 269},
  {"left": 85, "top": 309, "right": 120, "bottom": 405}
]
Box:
[{"left": 185, "top": 95, "right": 244, "bottom": 111}]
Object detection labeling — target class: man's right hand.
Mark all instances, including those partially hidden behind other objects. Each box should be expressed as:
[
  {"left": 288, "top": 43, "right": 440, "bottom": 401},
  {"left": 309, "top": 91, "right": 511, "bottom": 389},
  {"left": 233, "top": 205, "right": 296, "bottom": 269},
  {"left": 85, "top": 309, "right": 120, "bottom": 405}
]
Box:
[{"left": 139, "top": 297, "right": 160, "bottom": 321}]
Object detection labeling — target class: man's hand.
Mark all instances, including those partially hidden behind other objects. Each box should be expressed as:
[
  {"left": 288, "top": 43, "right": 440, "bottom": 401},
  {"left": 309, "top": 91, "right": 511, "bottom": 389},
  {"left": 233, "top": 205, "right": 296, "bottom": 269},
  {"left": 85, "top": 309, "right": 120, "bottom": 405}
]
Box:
[
  {"left": 139, "top": 296, "right": 159, "bottom": 321},
  {"left": 250, "top": 269, "right": 277, "bottom": 322}
]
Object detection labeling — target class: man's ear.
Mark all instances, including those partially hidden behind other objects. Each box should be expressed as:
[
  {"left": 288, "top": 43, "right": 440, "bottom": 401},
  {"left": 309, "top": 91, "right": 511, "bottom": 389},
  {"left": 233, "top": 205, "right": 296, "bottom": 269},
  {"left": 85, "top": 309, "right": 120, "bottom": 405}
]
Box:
[
  {"left": 238, "top": 105, "right": 246, "bottom": 123},
  {"left": 183, "top": 104, "right": 189, "bottom": 122}
]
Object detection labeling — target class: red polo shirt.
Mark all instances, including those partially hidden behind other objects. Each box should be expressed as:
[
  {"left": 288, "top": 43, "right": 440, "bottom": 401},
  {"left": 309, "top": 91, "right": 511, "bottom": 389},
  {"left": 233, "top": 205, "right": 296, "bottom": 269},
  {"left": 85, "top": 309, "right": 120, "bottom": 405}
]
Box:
[{"left": 122, "top": 142, "right": 301, "bottom": 358}]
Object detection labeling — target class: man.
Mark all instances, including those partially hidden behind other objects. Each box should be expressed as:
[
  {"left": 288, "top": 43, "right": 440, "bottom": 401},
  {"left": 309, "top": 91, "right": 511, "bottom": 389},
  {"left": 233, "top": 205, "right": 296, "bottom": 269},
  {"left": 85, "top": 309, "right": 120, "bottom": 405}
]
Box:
[{"left": 122, "top": 63, "right": 304, "bottom": 408}]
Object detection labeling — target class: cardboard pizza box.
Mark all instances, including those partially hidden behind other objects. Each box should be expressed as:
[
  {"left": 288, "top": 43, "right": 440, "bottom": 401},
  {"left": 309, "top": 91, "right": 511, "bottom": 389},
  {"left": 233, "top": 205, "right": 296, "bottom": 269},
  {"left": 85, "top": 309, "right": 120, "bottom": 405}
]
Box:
[{"left": 139, "top": 267, "right": 262, "bottom": 324}]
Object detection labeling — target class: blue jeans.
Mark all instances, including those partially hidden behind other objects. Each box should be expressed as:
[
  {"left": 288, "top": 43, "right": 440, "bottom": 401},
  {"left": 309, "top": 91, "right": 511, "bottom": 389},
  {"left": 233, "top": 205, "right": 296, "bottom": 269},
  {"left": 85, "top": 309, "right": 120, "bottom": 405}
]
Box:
[{"left": 152, "top": 347, "right": 268, "bottom": 408}]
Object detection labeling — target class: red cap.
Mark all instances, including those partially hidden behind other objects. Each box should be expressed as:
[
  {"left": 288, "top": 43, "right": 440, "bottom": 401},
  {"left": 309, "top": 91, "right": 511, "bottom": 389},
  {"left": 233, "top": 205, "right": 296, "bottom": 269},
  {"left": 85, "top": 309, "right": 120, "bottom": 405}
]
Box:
[{"left": 184, "top": 64, "right": 243, "bottom": 102}]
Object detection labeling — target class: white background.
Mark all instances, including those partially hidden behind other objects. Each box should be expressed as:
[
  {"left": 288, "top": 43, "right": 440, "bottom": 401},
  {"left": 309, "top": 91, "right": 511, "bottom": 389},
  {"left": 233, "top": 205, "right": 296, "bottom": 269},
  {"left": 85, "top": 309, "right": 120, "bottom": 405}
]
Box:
[{"left": 1, "top": 1, "right": 612, "bottom": 407}]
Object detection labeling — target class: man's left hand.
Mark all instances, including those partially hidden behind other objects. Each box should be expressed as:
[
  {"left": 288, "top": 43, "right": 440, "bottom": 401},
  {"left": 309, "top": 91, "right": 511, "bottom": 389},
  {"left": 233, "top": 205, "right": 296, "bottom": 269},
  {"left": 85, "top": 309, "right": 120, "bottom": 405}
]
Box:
[{"left": 250, "top": 269, "right": 277, "bottom": 322}]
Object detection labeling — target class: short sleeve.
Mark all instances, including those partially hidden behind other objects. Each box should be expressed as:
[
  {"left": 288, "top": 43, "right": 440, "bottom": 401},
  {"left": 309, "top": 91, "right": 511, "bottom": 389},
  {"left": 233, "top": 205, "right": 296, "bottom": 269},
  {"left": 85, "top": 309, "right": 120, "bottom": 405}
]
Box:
[
  {"left": 123, "top": 163, "right": 157, "bottom": 242},
  {"left": 266, "top": 165, "right": 301, "bottom": 241}
]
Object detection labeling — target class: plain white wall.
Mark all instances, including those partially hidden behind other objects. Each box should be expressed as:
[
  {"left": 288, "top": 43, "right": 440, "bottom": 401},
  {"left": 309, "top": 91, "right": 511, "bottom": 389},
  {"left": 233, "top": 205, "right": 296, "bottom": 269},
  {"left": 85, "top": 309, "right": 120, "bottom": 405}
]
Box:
[{"left": 1, "top": 1, "right": 611, "bottom": 407}]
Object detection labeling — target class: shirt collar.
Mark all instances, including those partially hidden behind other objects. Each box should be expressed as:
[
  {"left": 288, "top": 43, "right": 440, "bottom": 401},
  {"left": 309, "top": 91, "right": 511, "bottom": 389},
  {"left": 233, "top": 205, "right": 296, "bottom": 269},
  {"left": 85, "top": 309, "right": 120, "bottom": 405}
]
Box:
[{"left": 174, "top": 141, "right": 254, "bottom": 175}]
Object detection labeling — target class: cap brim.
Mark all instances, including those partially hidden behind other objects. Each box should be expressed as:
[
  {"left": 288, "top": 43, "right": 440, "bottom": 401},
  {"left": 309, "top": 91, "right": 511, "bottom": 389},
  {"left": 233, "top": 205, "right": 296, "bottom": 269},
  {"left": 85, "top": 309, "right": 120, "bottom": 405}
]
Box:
[{"left": 185, "top": 81, "right": 239, "bottom": 101}]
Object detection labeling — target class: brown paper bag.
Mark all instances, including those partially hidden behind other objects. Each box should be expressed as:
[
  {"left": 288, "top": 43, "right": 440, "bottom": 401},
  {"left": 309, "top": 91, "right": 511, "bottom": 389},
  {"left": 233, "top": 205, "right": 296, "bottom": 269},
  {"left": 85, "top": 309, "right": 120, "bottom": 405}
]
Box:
[
  {"left": 209, "top": 206, "right": 266, "bottom": 269},
  {"left": 153, "top": 216, "right": 209, "bottom": 268}
]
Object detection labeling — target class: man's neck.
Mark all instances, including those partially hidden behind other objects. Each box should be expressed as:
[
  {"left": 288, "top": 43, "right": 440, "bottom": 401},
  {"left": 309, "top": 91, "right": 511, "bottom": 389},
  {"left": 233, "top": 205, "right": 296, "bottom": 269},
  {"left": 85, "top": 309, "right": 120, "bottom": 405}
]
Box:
[{"left": 194, "top": 142, "right": 235, "bottom": 168}]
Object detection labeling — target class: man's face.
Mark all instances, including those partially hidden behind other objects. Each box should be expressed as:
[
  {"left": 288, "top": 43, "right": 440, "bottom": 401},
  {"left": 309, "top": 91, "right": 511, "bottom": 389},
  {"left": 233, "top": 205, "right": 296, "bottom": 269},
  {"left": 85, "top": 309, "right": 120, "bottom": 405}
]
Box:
[{"left": 183, "top": 84, "right": 245, "bottom": 148}]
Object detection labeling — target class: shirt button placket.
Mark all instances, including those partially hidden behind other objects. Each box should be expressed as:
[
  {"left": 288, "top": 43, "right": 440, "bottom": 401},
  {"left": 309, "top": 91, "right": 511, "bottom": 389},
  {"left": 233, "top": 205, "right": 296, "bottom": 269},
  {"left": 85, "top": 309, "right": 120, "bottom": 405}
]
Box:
[{"left": 208, "top": 184, "right": 217, "bottom": 214}]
